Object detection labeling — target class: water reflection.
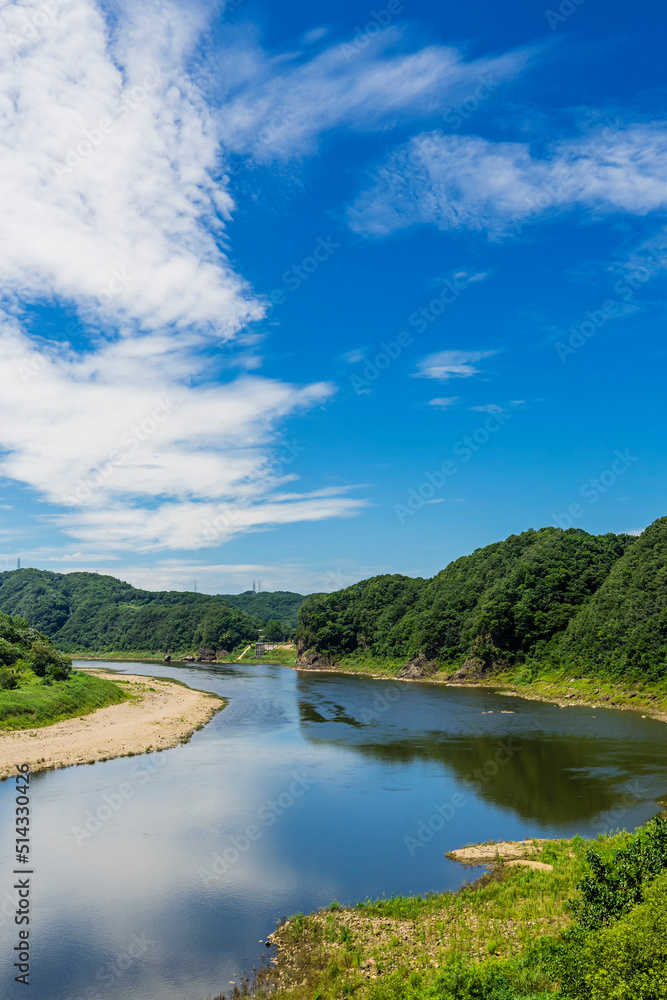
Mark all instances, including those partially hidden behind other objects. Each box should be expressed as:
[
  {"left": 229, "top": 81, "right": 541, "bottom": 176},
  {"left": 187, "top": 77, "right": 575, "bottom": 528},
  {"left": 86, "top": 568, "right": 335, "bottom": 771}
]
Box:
[
  {"left": 1, "top": 660, "right": 666, "bottom": 1000},
  {"left": 295, "top": 672, "right": 667, "bottom": 826}
]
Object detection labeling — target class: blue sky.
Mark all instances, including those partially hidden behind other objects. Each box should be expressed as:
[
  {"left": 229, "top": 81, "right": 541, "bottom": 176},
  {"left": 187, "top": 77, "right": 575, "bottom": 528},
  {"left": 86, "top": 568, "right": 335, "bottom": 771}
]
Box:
[{"left": 0, "top": 0, "right": 665, "bottom": 595}]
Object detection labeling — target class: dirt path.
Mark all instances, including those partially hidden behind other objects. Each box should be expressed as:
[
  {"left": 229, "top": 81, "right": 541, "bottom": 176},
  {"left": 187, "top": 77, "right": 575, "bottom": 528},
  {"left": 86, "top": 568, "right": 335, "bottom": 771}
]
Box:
[{"left": 0, "top": 670, "right": 225, "bottom": 778}]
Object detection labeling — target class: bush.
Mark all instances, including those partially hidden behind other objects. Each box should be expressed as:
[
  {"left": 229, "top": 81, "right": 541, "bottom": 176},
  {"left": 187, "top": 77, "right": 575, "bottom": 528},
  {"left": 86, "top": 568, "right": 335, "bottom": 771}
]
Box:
[
  {"left": 0, "top": 667, "right": 17, "bottom": 690},
  {"left": 0, "top": 637, "right": 22, "bottom": 665},
  {"left": 583, "top": 869, "right": 667, "bottom": 998},
  {"left": 29, "top": 640, "right": 72, "bottom": 680},
  {"left": 571, "top": 816, "right": 667, "bottom": 929},
  {"left": 363, "top": 961, "right": 547, "bottom": 999}
]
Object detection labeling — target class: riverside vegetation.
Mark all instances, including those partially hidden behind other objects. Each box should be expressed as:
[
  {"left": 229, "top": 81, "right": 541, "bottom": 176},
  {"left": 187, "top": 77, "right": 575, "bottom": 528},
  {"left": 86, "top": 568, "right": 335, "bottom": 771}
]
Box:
[
  {"left": 0, "top": 610, "right": 126, "bottom": 729},
  {"left": 223, "top": 817, "right": 667, "bottom": 1000}
]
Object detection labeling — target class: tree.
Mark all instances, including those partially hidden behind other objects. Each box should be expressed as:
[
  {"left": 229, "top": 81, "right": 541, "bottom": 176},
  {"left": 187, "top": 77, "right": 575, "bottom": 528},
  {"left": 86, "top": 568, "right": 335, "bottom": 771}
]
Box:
[
  {"left": 29, "top": 640, "right": 72, "bottom": 680},
  {"left": 264, "top": 619, "right": 284, "bottom": 642}
]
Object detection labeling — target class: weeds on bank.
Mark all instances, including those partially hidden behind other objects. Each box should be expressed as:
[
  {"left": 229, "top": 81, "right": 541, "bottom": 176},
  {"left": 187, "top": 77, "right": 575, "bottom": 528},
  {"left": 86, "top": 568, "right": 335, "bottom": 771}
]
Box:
[
  {"left": 216, "top": 823, "right": 667, "bottom": 1000},
  {"left": 0, "top": 670, "right": 128, "bottom": 730}
]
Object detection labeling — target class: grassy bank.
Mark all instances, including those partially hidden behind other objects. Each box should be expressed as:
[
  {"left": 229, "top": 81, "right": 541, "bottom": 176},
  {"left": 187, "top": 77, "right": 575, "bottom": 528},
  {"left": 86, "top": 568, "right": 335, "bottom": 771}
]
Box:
[
  {"left": 0, "top": 669, "right": 128, "bottom": 730},
  {"left": 71, "top": 645, "right": 299, "bottom": 667},
  {"left": 294, "top": 655, "right": 667, "bottom": 722},
  {"left": 254, "top": 646, "right": 299, "bottom": 667},
  {"left": 222, "top": 819, "right": 667, "bottom": 1000}
]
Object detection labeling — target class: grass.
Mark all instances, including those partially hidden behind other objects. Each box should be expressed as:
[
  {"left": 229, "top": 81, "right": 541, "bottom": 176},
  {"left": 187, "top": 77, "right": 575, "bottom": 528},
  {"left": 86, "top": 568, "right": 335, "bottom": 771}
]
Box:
[
  {"left": 0, "top": 669, "right": 128, "bottom": 730},
  {"left": 219, "top": 830, "right": 643, "bottom": 1000}
]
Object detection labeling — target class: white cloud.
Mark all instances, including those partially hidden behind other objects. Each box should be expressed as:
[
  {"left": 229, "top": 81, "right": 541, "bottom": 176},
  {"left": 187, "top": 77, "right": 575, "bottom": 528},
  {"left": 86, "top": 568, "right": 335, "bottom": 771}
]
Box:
[
  {"left": 414, "top": 350, "right": 496, "bottom": 381},
  {"left": 428, "top": 397, "right": 459, "bottom": 409},
  {"left": 343, "top": 348, "right": 367, "bottom": 364},
  {"left": 0, "top": 0, "right": 259, "bottom": 334},
  {"left": 0, "top": 6, "right": 527, "bottom": 556},
  {"left": 349, "top": 123, "right": 667, "bottom": 236},
  {"left": 0, "top": 0, "right": 369, "bottom": 553},
  {"left": 1, "top": 317, "right": 368, "bottom": 551},
  {"left": 470, "top": 403, "right": 504, "bottom": 414},
  {"left": 215, "top": 30, "right": 530, "bottom": 162}
]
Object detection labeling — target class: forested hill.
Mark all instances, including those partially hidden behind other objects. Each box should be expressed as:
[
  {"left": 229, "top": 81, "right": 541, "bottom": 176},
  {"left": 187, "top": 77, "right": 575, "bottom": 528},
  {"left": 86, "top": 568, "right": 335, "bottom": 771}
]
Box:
[
  {"left": 0, "top": 570, "right": 305, "bottom": 654},
  {"left": 214, "top": 590, "right": 305, "bottom": 630},
  {"left": 297, "top": 521, "right": 667, "bottom": 681}
]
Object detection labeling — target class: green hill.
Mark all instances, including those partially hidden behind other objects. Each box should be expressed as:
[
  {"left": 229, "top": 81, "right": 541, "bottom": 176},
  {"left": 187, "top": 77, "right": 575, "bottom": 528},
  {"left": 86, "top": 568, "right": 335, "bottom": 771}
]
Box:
[
  {"left": 558, "top": 515, "right": 667, "bottom": 680},
  {"left": 216, "top": 590, "right": 305, "bottom": 630},
  {"left": 297, "top": 523, "right": 662, "bottom": 678},
  {"left": 0, "top": 569, "right": 304, "bottom": 654}
]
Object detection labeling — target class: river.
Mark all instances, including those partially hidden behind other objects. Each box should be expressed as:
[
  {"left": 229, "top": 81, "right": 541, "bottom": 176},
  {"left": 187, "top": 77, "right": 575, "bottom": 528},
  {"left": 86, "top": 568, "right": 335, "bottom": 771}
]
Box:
[{"left": 1, "top": 659, "right": 666, "bottom": 1000}]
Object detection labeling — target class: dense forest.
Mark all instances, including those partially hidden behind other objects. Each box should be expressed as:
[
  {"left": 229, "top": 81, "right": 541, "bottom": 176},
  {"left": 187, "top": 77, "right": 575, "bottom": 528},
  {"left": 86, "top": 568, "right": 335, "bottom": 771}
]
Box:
[
  {"left": 297, "top": 518, "right": 667, "bottom": 681},
  {"left": 0, "top": 570, "right": 304, "bottom": 654}
]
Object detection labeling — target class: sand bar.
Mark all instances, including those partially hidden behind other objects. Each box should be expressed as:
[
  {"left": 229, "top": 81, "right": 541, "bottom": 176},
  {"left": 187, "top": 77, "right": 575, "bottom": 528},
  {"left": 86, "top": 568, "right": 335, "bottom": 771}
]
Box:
[{"left": 0, "top": 670, "right": 225, "bottom": 779}]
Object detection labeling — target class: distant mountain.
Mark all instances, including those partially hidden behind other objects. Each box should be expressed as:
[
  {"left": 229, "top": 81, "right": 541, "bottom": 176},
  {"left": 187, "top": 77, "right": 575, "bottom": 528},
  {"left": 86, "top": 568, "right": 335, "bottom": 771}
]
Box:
[
  {"left": 217, "top": 590, "right": 305, "bottom": 630},
  {"left": 296, "top": 523, "right": 661, "bottom": 680},
  {"left": 0, "top": 570, "right": 305, "bottom": 654}
]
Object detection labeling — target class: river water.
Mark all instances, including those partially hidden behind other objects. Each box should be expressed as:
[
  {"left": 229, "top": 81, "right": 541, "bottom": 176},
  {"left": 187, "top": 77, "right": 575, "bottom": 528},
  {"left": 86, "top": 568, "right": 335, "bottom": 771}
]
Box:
[{"left": 2, "top": 659, "right": 667, "bottom": 1000}]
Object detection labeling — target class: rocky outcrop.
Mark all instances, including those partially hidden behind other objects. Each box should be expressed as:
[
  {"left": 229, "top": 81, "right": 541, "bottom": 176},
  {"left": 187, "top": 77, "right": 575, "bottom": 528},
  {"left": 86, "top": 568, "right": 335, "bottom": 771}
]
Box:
[
  {"left": 451, "top": 635, "right": 509, "bottom": 681},
  {"left": 296, "top": 649, "right": 336, "bottom": 671},
  {"left": 398, "top": 654, "right": 438, "bottom": 679},
  {"left": 196, "top": 647, "right": 216, "bottom": 662}
]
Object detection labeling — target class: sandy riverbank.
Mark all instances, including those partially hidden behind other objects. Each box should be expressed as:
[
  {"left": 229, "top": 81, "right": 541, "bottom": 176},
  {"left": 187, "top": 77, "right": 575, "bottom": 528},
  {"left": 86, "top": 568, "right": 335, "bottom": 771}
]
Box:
[{"left": 0, "top": 670, "right": 225, "bottom": 779}]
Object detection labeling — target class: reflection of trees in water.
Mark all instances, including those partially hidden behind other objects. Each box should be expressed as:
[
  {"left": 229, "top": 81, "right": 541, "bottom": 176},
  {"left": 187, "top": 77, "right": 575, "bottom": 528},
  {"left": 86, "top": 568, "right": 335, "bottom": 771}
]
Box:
[
  {"left": 299, "top": 703, "right": 663, "bottom": 825},
  {"left": 300, "top": 701, "right": 365, "bottom": 728}
]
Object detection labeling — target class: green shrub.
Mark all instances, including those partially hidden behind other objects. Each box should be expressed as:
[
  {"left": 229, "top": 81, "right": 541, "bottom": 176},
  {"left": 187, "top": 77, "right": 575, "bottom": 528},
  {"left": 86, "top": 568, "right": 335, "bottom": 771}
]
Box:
[
  {"left": 0, "top": 666, "right": 17, "bottom": 689},
  {"left": 571, "top": 816, "right": 667, "bottom": 929},
  {"left": 29, "top": 640, "right": 72, "bottom": 680},
  {"left": 363, "top": 961, "right": 547, "bottom": 999},
  {"left": 0, "top": 637, "right": 22, "bottom": 665},
  {"left": 584, "top": 869, "right": 667, "bottom": 998}
]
